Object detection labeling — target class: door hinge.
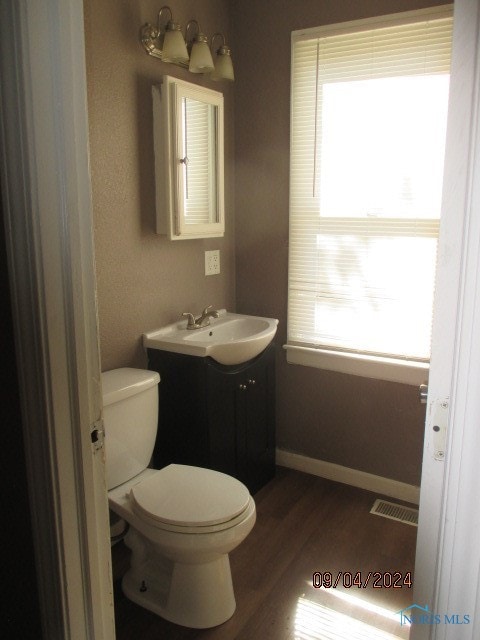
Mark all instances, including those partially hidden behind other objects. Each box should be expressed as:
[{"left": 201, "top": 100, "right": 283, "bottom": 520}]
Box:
[
  {"left": 419, "top": 382, "right": 429, "bottom": 404},
  {"left": 91, "top": 419, "right": 105, "bottom": 451}
]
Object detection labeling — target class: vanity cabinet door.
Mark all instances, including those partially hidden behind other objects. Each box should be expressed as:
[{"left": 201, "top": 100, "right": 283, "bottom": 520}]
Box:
[
  {"left": 204, "top": 364, "right": 238, "bottom": 478},
  {"left": 237, "top": 349, "right": 276, "bottom": 493},
  {"left": 206, "top": 343, "right": 276, "bottom": 494},
  {"left": 148, "top": 349, "right": 211, "bottom": 470}
]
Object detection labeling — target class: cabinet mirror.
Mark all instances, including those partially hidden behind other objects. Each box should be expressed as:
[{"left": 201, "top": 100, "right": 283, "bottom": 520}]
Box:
[{"left": 152, "top": 76, "right": 225, "bottom": 240}]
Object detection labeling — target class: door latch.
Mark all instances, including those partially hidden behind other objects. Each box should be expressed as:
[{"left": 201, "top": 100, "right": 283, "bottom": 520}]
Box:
[
  {"left": 431, "top": 399, "right": 448, "bottom": 461},
  {"left": 91, "top": 420, "right": 105, "bottom": 451}
]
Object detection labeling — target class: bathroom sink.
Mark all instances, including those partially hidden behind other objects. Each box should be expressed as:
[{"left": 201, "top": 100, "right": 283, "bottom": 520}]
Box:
[{"left": 143, "top": 310, "right": 278, "bottom": 365}]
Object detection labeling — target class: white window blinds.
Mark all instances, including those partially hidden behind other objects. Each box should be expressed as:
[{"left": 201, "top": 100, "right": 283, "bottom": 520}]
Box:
[{"left": 288, "top": 8, "right": 453, "bottom": 364}]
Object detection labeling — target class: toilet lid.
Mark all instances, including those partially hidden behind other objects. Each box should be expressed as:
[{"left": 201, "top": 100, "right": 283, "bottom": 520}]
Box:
[{"left": 130, "top": 464, "right": 251, "bottom": 527}]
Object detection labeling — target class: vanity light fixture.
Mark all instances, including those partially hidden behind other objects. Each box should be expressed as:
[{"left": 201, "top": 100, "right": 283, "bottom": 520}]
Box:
[
  {"left": 140, "top": 6, "right": 189, "bottom": 65},
  {"left": 140, "top": 8, "right": 234, "bottom": 81},
  {"left": 210, "top": 33, "right": 234, "bottom": 82},
  {"left": 186, "top": 20, "right": 215, "bottom": 73}
]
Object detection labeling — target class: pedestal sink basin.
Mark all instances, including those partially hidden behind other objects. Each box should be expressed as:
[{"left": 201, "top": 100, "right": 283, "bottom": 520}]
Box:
[{"left": 143, "top": 310, "right": 278, "bottom": 365}]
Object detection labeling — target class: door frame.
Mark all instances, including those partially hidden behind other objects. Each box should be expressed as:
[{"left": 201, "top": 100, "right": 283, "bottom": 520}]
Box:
[
  {"left": 412, "top": 0, "right": 480, "bottom": 637},
  {"left": 2, "top": 0, "right": 480, "bottom": 638},
  {"left": 0, "top": 1, "right": 115, "bottom": 638}
]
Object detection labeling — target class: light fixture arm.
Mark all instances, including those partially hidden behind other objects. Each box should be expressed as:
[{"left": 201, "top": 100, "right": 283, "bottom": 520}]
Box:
[
  {"left": 140, "top": 5, "right": 189, "bottom": 66},
  {"left": 140, "top": 5, "right": 173, "bottom": 58},
  {"left": 185, "top": 20, "right": 206, "bottom": 46},
  {"left": 157, "top": 5, "right": 172, "bottom": 31},
  {"left": 211, "top": 33, "right": 226, "bottom": 54},
  {"left": 210, "top": 32, "right": 234, "bottom": 81}
]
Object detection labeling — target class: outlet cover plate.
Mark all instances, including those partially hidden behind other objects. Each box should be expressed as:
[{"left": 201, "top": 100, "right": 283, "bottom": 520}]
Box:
[{"left": 205, "top": 250, "right": 220, "bottom": 275}]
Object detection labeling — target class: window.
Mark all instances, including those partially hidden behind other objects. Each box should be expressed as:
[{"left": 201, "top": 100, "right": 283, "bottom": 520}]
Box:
[{"left": 286, "top": 7, "right": 453, "bottom": 384}]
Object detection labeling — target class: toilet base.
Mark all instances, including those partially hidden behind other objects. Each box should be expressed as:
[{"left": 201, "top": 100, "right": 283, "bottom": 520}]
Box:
[{"left": 122, "top": 530, "right": 236, "bottom": 628}]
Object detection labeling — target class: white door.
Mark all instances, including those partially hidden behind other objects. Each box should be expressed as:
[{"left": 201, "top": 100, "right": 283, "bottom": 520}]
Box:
[{"left": 412, "top": 0, "right": 480, "bottom": 637}]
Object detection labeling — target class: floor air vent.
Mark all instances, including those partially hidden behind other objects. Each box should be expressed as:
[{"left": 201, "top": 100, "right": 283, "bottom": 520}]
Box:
[{"left": 370, "top": 499, "right": 419, "bottom": 526}]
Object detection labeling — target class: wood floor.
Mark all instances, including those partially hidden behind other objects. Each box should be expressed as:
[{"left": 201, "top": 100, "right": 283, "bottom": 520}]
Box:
[{"left": 112, "top": 467, "right": 417, "bottom": 640}]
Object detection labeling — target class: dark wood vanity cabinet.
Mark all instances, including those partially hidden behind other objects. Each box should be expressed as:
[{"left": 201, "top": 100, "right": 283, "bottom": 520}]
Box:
[{"left": 146, "top": 343, "right": 276, "bottom": 494}]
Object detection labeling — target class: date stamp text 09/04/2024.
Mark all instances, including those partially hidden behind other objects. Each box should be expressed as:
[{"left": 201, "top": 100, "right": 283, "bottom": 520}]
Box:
[{"left": 312, "top": 571, "right": 413, "bottom": 589}]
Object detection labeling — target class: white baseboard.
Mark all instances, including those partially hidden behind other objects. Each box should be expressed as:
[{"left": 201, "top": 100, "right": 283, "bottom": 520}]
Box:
[{"left": 276, "top": 449, "right": 420, "bottom": 505}]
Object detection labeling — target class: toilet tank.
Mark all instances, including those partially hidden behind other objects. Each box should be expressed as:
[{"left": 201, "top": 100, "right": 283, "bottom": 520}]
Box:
[{"left": 101, "top": 368, "right": 160, "bottom": 491}]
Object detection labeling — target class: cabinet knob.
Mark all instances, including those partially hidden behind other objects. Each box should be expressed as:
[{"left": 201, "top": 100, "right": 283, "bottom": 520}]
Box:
[
  {"left": 248, "top": 379, "right": 256, "bottom": 385},
  {"left": 239, "top": 384, "right": 247, "bottom": 391}
]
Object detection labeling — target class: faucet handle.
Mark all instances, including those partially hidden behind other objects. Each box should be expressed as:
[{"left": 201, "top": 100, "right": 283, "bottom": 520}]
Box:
[
  {"left": 182, "top": 312, "right": 196, "bottom": 328},
  {"left": 201, "top": 305, "right": 213, "bottom": 316}
]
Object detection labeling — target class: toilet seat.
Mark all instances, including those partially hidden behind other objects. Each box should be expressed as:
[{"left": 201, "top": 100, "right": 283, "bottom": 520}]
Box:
[{"left": 130, "top": 464, "right": 252, "bottom": 533}]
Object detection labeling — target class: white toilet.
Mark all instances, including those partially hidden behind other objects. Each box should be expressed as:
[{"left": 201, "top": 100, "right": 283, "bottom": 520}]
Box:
[{"left": 102, "top": 367, "right": 256, "bottom": 629}]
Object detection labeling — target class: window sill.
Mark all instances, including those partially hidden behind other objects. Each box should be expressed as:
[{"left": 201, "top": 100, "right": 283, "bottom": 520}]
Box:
[{"left": 284, "top": 344, "right": 428, "bottom": 386}]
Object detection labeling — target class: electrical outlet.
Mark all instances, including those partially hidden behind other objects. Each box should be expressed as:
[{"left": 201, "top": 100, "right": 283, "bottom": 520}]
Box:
[{"left": 205, "top": 250, "right": 220, "bottom": 275}]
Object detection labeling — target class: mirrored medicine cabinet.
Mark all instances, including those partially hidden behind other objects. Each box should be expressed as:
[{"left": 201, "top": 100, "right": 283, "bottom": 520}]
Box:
[{"left": 152, "top": 76, "right": 225, "bottom": 240}]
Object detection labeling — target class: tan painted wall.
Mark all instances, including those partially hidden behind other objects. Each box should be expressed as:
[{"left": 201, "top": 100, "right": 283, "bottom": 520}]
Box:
[
  {"left": 85, "top": 0, "right": 449, "bottom": 486},
  {"left": 231, "top": 0, "right": 450, "bottom": 486},
  {"left": 84, "top": 0, "right": 234, "bottom": 371}
]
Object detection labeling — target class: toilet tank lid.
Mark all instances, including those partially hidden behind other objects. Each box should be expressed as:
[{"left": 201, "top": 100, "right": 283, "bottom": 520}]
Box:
[{"left": 101, "top": 368, "right": 160, "bottom": 406}]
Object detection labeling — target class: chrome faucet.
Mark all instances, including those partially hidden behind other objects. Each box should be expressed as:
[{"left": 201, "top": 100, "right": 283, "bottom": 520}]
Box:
[{"left": 182, "top": 305, "right": 219, "bottom": 330}]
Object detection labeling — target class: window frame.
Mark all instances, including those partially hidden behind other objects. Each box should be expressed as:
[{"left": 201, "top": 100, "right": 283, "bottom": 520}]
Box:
[{"left": 285, "top": 6, "right": 453, "bottom": 385}]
